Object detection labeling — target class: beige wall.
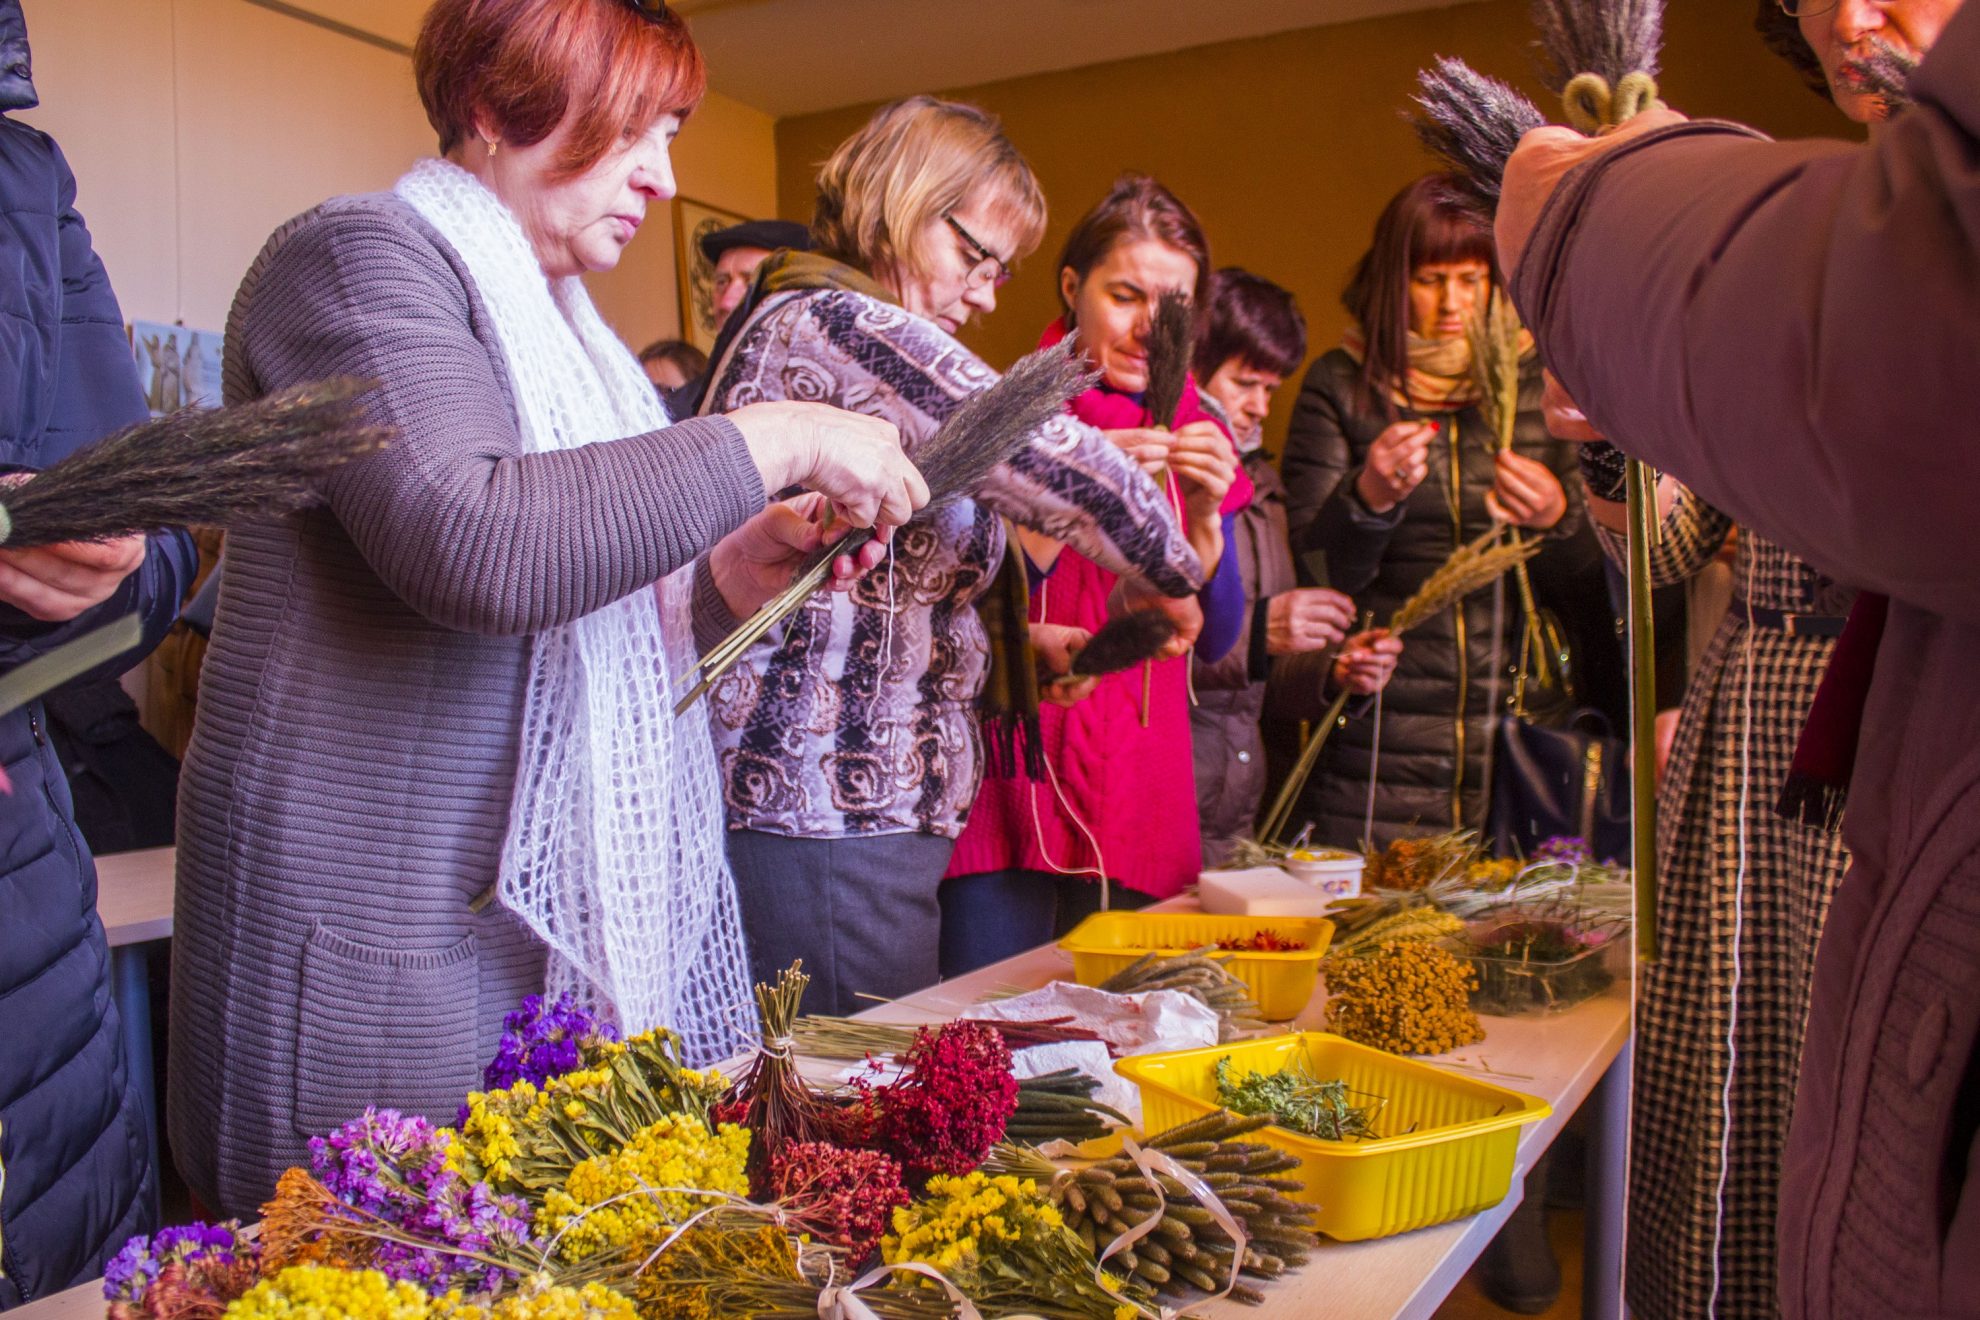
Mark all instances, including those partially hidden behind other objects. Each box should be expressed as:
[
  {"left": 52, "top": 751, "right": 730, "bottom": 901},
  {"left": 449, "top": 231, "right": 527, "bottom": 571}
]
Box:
[
  {"left": 14, "top": 0, "right": 776, "bottom": 354},
  {"left": 775, "top": 0, "right": 1858, "bottom": 448}
]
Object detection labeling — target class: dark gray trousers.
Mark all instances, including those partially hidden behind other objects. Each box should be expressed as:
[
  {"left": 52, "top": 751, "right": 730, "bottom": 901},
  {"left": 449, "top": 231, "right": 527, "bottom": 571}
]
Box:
[{"left": 725, "top": 829, "right": 954, "bottom": 1017}]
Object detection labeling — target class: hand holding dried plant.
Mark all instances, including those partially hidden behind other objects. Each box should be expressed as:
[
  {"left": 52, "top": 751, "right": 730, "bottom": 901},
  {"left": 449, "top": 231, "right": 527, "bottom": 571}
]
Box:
[
  {"left": 0, "top": 532, "right": 147, "bottom": 622},
  {"left": 1331, "top": 628, "right": 1403, "bottom": 696},
  {"left": 1355, "top": 420, "right": 1437, "bottom": 512},
  {"left": 1266, "top": 587, "right": 1356, "bottom": 656},
  {"left": 706, "top": 495, "right": 889, "bottom": 617},
  {"left": 1485, "top": 450, "right": 1568, "bottom": 530},
  {"left": 1102, "top": 426, "right": 1176, "bottom": 479},
  {"left": 1032, "top": 622, "right": 1101, "bottom": 707},
  {"left": 726, "top": 400, "right": 927, "bottom": 530},
  {"left": 1495, "top": 106, "right": 1688, "bottom": 278},
  {"left": 1168, "top": 420, "right": 1236, "bottom": 522}
]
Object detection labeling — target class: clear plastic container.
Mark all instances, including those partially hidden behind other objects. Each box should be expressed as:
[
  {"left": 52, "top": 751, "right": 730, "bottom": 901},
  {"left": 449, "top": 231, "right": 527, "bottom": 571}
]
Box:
[{"left": 1461, "top": 927, "right": 1620, "bottom": 1016}]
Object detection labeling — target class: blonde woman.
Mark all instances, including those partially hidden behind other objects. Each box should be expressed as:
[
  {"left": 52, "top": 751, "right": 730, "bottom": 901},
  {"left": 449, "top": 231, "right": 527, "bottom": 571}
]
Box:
[{"left": 695, "top": 96, "right": 1204, "bottom": 1015}]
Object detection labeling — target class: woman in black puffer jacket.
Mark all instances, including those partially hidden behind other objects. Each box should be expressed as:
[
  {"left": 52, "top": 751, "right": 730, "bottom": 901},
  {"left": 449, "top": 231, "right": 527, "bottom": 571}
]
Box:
[{"left": 1278, "top": 175, "right": 1584, "bottom": 848}]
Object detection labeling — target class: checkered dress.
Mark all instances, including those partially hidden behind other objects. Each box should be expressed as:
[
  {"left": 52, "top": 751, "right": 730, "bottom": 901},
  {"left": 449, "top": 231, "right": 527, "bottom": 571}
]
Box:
[{"left": 1599, "top": 491, "right": 1853, "bottom": 1319}]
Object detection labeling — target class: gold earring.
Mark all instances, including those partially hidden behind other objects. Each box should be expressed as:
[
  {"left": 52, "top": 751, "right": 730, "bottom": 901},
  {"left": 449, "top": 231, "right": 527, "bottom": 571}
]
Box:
[{"left": 486, "top": 137, "right": 499, "bottom": 157}]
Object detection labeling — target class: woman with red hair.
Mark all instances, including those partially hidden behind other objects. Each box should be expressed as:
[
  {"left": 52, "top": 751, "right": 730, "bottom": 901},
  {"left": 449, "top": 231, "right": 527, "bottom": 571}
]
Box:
[
  {"left": 168, "top": 0, "right": 923, "bottom": 1217},
  {"left": 1277, "top": 174, "right": 1584, "bottom": 849}
]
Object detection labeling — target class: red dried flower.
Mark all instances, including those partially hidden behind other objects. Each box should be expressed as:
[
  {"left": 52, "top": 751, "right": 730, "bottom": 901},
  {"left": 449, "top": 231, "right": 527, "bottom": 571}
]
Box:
[
  {"left": 859, "top": 1022, "right": 1018, "bottom": 1184},
  {"left": 769, "top": 1141, "right": 910, "bottom": 1263}
]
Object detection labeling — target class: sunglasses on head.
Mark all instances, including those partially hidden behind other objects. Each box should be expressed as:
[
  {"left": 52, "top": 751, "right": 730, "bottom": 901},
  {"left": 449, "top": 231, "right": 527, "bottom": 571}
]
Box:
[{"left": 621, "top": 0, "right": 673, "bottom": 22}]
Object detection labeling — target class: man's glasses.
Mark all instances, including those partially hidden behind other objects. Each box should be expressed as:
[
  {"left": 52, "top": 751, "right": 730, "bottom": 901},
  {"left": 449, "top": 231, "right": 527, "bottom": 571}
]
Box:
[
  {"left": 944, "top": 214, "right": 1013, "bottom": 290},
  {"left": 1774, "top": 0, "right": 1861, "bottom": 15}
]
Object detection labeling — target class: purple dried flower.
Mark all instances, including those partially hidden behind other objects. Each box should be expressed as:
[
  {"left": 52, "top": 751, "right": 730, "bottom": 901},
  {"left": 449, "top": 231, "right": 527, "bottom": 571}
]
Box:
[
  {"left": 103, "top": 1221, "right": 257, "bottom": 1304},
  {"left": 480, "top": 992, "right": 619, "bottom": 1094},
  {"left": 1534, "top": 836, "right": 1595, "bottom": 867},
  {"left": 310, "top": 1107, "right": 534, "bottom": 1291}
]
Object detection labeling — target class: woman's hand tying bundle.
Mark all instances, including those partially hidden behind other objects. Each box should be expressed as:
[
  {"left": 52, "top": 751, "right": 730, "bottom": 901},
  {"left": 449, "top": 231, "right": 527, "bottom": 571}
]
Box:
[
  {"left": 707, "top": 494, "right": 888, "bottom": 618},
  {"left": 1101, "top": 426, "right": 1174, "bottom": 478},
  {"left": 1331, "top": 628, "right": 1403, "bottom": 696},
  {"left": 1265, "top": 587, "right": 1356, "bottom": 656},
  {"left": 1355, "top": 419, "right": 1436, "bottom": 513},
  {"left": 0, "top": 534, "right": 146, "bottom": 622},
  {"left": 1111, "top": 574, "right": 1202, "bottom": 660},
  {"left": 1031, "top": 622, "right": 1100, "bottom": 707},
  {"left": 728, "top": 401, "right": 929, "bottom": 529}
]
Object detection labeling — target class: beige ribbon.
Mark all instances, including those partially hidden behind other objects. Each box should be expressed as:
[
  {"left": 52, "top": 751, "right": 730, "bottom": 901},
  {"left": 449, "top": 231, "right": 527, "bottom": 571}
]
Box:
[
  {"left": 1561, "top": 70, "right": 1664, "bottom": 134},
  {"left": 816, "top": 1261, "right": 989, "bottom": 1320},
  {"left": 1093, "top": 1135, "right": 1252, "bottom": 1318}
]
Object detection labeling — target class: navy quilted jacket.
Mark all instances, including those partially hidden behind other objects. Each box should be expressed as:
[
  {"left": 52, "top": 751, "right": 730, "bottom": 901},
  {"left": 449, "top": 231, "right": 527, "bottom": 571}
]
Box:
[{"left": 0, "top": 116, "right": 194, "bottom": 1306}]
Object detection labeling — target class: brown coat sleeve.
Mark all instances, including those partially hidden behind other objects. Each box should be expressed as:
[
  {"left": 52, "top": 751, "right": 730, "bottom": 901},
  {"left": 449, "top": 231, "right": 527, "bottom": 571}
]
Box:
[
  {"left": 235, "top": 200, "right": 766, "bottom": 637},
  {"left": 1511, "top": 3, "right": 1980, "bottom": 627}
]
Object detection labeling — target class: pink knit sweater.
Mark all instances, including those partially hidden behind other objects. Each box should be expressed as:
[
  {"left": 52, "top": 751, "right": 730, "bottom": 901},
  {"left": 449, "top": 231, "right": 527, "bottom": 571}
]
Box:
[{"left": 947, "top": 322, "right": 1251, "bottom": 898}]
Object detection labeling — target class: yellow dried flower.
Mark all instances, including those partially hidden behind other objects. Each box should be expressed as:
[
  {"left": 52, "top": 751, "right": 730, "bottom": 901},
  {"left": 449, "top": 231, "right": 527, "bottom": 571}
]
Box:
[
  {"left": 1323, "top": 942, "right": 1485, "bottom": 1055},
  {"left": 222, "top": 1264, "right": 433, "bottom": 1320},
  {"left": 536, "top": 1115, "right": 750, "bottom": 1262}
]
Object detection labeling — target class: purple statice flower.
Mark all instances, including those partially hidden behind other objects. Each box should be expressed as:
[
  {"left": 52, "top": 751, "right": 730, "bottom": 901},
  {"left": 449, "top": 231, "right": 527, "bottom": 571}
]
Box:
[
  {"left": 310, "top": 1107, "right": 533, "bottom": 1292},
  {"left": 480, "top": 991, "right": 620, "bottom": 1093},
  {"left": 1533, "top": 835, "right": 1595, "bottom": 868},
  {"left": 103, "top": 1221, "right": 255, "bottom": 1303}
]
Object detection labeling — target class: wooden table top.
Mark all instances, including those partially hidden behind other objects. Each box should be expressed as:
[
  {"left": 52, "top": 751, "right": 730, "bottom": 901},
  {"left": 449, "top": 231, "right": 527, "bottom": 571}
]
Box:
[{"left": 28, "top": 886, "right": 1628, "bottom": 1319}]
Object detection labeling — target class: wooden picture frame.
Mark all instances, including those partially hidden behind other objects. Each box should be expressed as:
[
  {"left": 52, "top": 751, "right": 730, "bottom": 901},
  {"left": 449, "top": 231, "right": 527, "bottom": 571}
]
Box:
[{"left": 673, "top": 195, "right": 751, "bottom": 353}]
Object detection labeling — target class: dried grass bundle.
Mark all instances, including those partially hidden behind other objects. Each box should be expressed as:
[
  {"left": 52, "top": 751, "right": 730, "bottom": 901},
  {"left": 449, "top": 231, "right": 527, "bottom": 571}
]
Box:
[
  {"left": 1466, "top": 293, "right": 1526, "bottom": 456},
  {"left": 1143, "top": 289, "right": 1194, "bottom": 432},
  {"left": 1532, "top": 0, "right": 1664, "bottom": 91},
  {"left": 0, "top": 378, "right": 389, "bottom": 548},
  {"left": 1069, "top": 609, "right": 1178, "bottom": 678},
  {"left": 1390, "top": 527, "right": 1542, "bottom": 635},
  {"left": 1411, "top": 57, "right": 1547, "bottom": 215},
  {"left": 678, "top": 342, "right": 1096, "bottom": 713},
  {"left": 1259, "top": 529, "right": 1542, "bottom": 844}
]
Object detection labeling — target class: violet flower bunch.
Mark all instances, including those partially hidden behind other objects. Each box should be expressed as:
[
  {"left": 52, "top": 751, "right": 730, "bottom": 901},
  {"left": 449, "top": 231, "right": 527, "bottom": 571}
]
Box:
[
  {"left": 103, "top": 1221, "right": 259, "bottom": 1318},
  {"left": 482, "top": 992, "right": 620, "bottom": 1093},
  {"left": 309, "top": 1107, "right": 535, "bottom": 1293}
]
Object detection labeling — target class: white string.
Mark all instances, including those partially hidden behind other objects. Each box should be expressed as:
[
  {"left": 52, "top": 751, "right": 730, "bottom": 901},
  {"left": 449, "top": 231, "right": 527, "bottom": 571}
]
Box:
[
  {"left": 864, "top": 540, "right": 898, "bottom": 725},
  {"left": 1708, "top": 546, "right": 1758, "bottom": 1319},
  {"left": 1026, "top": 576, "right": 1109, "bottom": 905}
]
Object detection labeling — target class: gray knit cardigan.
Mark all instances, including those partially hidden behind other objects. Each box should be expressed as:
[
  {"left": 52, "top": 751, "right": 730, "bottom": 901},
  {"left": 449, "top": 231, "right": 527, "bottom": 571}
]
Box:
[{"left": 167, "top": 193, "right": 765, "bottom": 1216}]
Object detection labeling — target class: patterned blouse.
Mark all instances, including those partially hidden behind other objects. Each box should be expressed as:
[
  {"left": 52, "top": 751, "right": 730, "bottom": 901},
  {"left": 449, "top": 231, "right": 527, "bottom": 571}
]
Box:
[{"left": 697, "top": 289, "right": 1203, "bottom": 840}]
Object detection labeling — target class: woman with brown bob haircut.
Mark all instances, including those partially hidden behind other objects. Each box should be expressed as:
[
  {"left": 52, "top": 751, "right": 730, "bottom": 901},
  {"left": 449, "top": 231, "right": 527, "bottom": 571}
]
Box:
[
  {"left": 169, "top": 0, "right": 926, "bottom": 1217},
  {"left": 695, "top": 96, "right": 1204, "bottom": 1016}
]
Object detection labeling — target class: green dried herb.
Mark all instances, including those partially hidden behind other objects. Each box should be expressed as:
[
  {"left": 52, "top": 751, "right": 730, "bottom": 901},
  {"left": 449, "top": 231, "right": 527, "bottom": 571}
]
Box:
[{"left": 1213, "top": 1056, "right": 1386, "bottom": 1143}]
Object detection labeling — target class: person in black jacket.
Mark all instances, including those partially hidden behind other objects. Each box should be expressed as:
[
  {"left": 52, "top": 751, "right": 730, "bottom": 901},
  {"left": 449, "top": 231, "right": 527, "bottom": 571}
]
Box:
[
  {"left": 0, "top": 2, "right": 196, "bottom": 1302},
  {"left": 1278, "top": 174, "right": 1584, "bottom": 849}
]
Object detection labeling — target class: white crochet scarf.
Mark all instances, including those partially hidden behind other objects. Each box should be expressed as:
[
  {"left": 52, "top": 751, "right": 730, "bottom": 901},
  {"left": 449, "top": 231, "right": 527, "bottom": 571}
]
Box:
[{"left": 395, "top": 157, "right": 749, "bottom": 1062}]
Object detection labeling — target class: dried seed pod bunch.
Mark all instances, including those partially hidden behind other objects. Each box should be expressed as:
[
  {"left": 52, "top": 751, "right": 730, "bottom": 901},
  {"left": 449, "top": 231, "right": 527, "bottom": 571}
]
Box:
[
  {"left": 1005, "top": 1069, "right": 1131, "bottom": 1145},
  {"left": 1097, "top": 949, "right": 1273, "bottom": 1040},
  {"left": 1328, "top": 905, "right": 1465, "bottom": 959},
  {"left": 988, "top": 1110, "right": 1318, "bottom": 1307},
  {"left": 1322, "top": 942, "right": 1485, "bottom": 1056}
]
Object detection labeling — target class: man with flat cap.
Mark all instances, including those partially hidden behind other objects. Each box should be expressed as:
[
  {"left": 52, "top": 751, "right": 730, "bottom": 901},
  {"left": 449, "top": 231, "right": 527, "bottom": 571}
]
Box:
[{"left": 702, "top": 217, "right": 811, "bottom": 330}]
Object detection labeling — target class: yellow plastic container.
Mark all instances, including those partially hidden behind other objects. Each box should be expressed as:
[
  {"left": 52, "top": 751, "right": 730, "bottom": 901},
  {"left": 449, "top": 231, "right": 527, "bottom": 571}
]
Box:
[
  {"left": 1057, "top": 912, "right": 1333, "bottom": 1020},
  {"left": 1114, "top": 1032, "right": 1552, "bottom": 1240}
]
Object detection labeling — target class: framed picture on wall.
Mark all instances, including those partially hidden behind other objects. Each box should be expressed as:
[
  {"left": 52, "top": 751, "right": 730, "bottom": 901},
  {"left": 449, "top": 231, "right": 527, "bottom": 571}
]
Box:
[
  {"left": 673, "top": 195, "right": 751, "bottom": 354},
  {"left": 130, "top": 320, "right": 224, "bottom": 418}
]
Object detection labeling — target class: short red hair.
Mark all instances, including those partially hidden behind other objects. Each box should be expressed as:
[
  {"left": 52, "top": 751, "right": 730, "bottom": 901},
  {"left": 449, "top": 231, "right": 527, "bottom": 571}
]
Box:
[{"left": 415, "top": 0, "right": 706, "bottom": 179}]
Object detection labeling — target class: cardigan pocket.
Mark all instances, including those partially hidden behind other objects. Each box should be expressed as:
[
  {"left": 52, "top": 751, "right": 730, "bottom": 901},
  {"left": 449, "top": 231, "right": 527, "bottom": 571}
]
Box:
[{"left": 292, "top": 922, "right": 479, "bottom": 1137}]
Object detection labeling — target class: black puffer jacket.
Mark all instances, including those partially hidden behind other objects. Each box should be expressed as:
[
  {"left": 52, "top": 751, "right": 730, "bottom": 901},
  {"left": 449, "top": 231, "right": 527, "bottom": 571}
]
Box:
[
  {"left": 0, "top": 119, "right": 194, "bottom": 1305},
  {"left": 1276, "top": 348, "right": 1583, "bottom": 848}
]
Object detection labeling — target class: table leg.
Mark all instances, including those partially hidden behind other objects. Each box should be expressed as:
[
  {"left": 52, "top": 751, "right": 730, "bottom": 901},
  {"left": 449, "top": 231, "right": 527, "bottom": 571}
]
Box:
[
  {"left": 109, "top": 942, "right": 162, "bottom": 1228},
  {"left": 1582, "top": 1038, "right": 1631, "bottom": 1320}
]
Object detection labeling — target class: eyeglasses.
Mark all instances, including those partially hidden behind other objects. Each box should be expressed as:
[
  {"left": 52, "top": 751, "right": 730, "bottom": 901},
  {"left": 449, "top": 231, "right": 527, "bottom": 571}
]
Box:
[
  {"left": 621, "top": 0, "right": 673, "bottom": 23},
  {"left": 1773, "top": 0, "right": 1858, "bottom": 15},
  {"left": 944, "top": 213, "right": 1013, "bottom": 290}
]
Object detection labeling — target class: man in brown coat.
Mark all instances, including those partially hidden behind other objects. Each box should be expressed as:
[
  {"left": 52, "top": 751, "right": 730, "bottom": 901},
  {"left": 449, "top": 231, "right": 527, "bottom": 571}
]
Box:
[{"left": 1496, "top": 8, "right": 1980, "bottom": 1315}]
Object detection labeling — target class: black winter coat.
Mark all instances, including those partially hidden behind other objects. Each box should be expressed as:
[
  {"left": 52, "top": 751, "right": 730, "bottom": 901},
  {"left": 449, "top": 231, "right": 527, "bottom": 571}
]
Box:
[
  {"left": 1277, "top": 348, "right": 1583, "bottom": 848},
  {"left": 0, "top": 118, "right": 194, "bottom": 1306}
]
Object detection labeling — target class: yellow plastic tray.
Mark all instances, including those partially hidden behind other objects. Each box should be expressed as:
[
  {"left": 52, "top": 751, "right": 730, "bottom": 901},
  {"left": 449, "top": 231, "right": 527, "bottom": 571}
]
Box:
[
  {"left": 1056, "top": 911, "right": 1333, "bottom": 1020},
  {"left": 1114, "top": 1032, "right": 1552, "bottom": 1241}
]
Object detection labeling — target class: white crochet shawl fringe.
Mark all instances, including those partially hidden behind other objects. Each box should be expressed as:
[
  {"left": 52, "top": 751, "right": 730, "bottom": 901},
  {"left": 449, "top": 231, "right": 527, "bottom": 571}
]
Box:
[{"left": 396, "top": 157, "right": 749, "bottom": 1062}]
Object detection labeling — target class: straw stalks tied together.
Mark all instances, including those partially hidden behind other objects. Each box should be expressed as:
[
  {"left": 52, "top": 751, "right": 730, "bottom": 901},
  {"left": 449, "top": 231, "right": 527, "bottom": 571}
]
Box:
[
  {"left": 678, "top": 342, "right": 1097, "bottom": 713},
  {"left": 0, "top": 377, "right": 389, "bottom": 548},
  {"left": 1143, "top": 290, "right": 1195, "bottom": 434},
  {"left": 1004, "top": 1068, "right": 1131, "bottom": 1145},
  {"left": 987, "top": 1110, "right": 1318, "bottom": 1307},
  {"left": 1070, "top": 610, "right": 1179, "bottom": 678},
  {"left": 1465, "top": 293, "right": 1553, "bottom": 688},
  {"left": 1097, "top": 949, "right": 1273, "bottom": 1039},
  {"left": 1259, "top": 528, "right": 1542, "bottom": 843},
  {"left": 790, "top": 1015, "right": 1104, "bottom": 1061}
]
